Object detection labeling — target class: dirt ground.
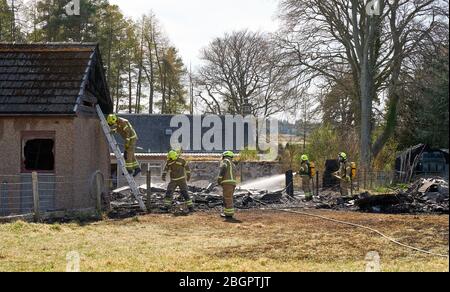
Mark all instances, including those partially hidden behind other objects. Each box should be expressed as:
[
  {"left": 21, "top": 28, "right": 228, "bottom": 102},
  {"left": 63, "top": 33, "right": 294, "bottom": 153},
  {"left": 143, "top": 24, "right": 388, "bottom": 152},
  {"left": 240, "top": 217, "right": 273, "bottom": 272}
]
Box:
[{"left": 0, "top": 210, "right": 448, "bottom": 272}]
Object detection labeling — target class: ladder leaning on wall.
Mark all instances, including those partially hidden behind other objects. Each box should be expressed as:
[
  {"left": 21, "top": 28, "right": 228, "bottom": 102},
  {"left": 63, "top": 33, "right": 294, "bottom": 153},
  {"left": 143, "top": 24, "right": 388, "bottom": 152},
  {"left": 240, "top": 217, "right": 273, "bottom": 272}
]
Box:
[{"left": 95, "top": 105, "right": 147, "bottom": 212}]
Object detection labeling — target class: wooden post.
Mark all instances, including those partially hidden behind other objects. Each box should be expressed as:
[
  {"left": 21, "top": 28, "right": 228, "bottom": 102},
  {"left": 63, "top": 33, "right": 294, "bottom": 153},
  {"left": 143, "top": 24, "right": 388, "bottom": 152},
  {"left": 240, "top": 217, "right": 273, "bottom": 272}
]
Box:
[
  {"left": 0, "top": 182, "right": 6, "bottom": 217},
  {"left": 370, "top": 171, "right": 373, "bottom": 190},
  {"left": 350, "top": 176, "right": 354, "bottom": 197},
  {"left": 316, "top": 171, "right": 320, "bottom": 197},
  {"left": 95, "top": 172, "right": 103, "bottom": 214},
  {"left": 32, "top": 171, "right": 40, "bottom": 222},
  {"left": 363, "top": 170, "right": 367, "bottom": 190},
  {"left": 146, "top": 166, "right": 152, "bottom": 212},
  {"left": 285, "top": 170, "right": 294, "bottom": 197}
]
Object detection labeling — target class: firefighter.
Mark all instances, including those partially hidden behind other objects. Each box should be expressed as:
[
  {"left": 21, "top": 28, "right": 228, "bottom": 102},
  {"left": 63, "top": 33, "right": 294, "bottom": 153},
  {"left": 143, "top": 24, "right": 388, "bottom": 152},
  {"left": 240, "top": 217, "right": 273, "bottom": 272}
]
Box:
[
  {"left": 217, "top": 151, "right": 237, "bottom": 220},
  {"left": 299, "top": 154, "right": 313, "bottom": 201},
  {"left": 335, "top": 152, "right": 351, "bottom": 197},
  {"left": 162, "top": 150, "right": 194, "bottom": 212},
  {"left": 107, "top": 114, "right": 141, "bottom": 177}
]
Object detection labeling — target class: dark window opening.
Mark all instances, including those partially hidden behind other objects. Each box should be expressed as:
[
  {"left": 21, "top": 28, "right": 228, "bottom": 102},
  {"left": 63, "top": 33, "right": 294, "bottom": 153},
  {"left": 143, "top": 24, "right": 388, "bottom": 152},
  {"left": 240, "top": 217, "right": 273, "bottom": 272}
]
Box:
[
  {"left": 24, "top": 139, "right": 55, "bottom": 171},
  {"left": 82, "top": 100, "right": 94, "bottom": 107}
]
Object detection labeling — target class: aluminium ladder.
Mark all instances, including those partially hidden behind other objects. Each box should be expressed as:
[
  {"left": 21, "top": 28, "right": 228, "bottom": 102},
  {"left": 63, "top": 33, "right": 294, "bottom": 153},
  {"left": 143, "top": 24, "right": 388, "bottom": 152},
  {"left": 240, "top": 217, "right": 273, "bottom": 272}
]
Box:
[{"left": 96, "top": 105, "right": 147, "bottom": 212}]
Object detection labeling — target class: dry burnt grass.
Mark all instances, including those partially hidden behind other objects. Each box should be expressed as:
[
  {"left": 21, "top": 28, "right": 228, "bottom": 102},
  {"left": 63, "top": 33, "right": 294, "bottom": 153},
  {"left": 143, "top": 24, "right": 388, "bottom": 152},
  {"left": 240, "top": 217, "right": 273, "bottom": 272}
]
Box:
[{"left": 0, "top": 210, "right": 448, "bottom": 272}]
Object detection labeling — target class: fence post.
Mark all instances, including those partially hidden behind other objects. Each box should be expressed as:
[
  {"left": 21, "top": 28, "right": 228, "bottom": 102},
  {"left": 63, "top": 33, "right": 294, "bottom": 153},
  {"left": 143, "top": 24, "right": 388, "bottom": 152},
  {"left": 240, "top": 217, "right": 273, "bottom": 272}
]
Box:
[
  {"left": 146, "top": 166, "right": 152, "bottom": 212},
  {"left": 32, "top": 171, "right": 40, "bottom": 222},
  {"left": 0, "top": 182, "right": 5, "bottom": 217},
  {"left": 316, "top": 171, "right": 320, "bottom": 196},
  {"left": 95, "top": 172, "right": 103, "bottom": 214},
  {"left": 285, "top": 170, "right": 294, "bottom": 197},
  {"left": 363, "top": 170, "right": 367, "bottom": 190},
  {"left": 370, "top": 172, "right": 373, "bottom": 190}
]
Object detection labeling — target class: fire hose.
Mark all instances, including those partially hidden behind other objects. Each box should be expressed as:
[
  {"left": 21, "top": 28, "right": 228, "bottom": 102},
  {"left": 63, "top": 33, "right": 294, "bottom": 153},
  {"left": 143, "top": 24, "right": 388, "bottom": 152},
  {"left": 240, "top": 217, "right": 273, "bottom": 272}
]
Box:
[
  {"left": 253, "top": 199, "right": 449, "bottom": 258},
  {"left": 209, "top": 172, "right": 448, "bottom": 257}
]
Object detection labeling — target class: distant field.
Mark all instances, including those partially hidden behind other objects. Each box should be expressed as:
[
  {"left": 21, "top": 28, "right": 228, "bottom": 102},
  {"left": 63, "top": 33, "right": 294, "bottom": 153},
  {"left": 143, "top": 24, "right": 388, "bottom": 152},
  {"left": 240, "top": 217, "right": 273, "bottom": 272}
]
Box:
[
  {"left": 0, "top": 210, "right": 448, "bottom": 272},
  {"left": 278, "top": 134, "right": 306, "bottom": 145}
]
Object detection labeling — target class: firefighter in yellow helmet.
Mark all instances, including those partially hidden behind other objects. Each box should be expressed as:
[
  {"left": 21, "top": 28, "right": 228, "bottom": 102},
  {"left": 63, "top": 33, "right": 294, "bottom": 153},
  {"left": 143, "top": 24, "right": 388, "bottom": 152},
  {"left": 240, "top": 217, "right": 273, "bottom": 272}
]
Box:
[
  {"left": 162, "top": 150, "right": 194, "bottom": 212},
  {"left": 335, "top": 152, "right": 351, "bottom": 197},
  {"left": 217, "top": 151, "right": 237, "bottom": 220},
  {"left": 299, "top": 154, "right": 313, "bottom": 201},
  {"left": 107, "top": 114, "right": 141, "bottom": 177}
]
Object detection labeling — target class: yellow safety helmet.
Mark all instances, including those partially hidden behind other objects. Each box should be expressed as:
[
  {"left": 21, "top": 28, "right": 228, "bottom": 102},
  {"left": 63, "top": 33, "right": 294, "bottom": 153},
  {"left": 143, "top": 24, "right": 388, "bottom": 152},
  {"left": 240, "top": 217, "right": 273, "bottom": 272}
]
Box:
[
  {"left": 107, "top": 114, "right": 118, "bottom": 126},
  {"left": 301, "top": 154, "right": 309, "bottom": 161},
  {"left": 168, "top": 150, "right": 179, "bottom": 161},
  {"left": 339, "top": 152, "right": 348, "bottom": 161},
  {"left": 223, "top": 151, "right": 235, "bottom": 159}
]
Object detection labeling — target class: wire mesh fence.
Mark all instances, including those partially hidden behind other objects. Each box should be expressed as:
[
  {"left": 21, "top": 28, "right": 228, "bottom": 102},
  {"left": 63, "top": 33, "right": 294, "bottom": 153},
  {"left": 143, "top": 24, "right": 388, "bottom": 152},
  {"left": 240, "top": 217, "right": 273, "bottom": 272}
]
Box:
[
  {"left": 354, "top": 171, "right": 397, "bottom": 191},
  {"left": 0, "top": 173, "right": 109, "bottom": 220},
  {"left": 301, "top": 169, "right": 447, "bottom": 194}
]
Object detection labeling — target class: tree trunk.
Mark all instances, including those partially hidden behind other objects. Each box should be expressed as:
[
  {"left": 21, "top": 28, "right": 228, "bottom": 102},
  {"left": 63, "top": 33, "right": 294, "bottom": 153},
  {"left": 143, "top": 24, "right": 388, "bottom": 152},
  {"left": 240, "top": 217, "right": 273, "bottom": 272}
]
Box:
[
  {"left": 10, "top": 0, "right": 16, "bottom": 41},
  {"left": 149, "top": 44, "right": 154, "bottom": 114},
  {"left": 106, "top": 11, "right": 113, "bottom": 86},
  {"left": 152, "top": 26, "right": 165, "bottom": 114},
  {"left": 136, "top": 19, "right": 145, "bottom": 114},
  {"left": 360, "top": 62, "right": 373, "bottom": 172},
  {"left": 128, "top": 61, "right": 132, "bottom": 114},
  {"left": 115, "top": 65, "right": 121, "bottom": 113}
]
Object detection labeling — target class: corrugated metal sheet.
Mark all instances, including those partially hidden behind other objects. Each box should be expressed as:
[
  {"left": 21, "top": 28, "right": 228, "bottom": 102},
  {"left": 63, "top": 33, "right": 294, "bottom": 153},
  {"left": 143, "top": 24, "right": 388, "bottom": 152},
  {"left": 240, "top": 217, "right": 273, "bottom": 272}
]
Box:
[{"left": 0, "top": 43, "right": 112, "bottom": 115}]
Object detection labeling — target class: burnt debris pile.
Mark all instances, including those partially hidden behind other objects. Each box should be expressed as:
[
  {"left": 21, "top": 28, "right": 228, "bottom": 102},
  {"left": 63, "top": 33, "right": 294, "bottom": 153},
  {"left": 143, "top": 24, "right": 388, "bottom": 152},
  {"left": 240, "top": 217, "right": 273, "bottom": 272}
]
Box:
[
  {"left": 107, "top": 177, "right": 449, "bottom": 218},
  {"left": 108, "top": 183, "right": 301, "bottom": 218},
  {"left": 355, "top": 178, "right": 449, "bottom": 214}
]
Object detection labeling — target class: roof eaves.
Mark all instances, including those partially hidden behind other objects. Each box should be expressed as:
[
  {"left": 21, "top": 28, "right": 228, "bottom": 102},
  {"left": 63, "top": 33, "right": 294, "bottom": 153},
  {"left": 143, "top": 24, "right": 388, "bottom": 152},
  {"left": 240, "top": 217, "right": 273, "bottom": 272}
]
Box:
[
  {"left": 0, "top": 113, "right": 77, "bottom": 117},
  {"left": 73, "top": 49, "right": 96, "bottom": 113}
]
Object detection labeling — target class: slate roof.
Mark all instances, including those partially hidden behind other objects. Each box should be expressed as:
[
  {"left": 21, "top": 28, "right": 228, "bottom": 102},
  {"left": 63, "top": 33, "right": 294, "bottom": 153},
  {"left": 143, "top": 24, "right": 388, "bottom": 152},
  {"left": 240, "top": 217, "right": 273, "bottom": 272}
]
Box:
[
  {"left": 118, "top": 115, "right": 179, "bottom": 154},
  {"left": 118, "top": 114, "right": 255, "bottom": 154},
  {"left": 0, "top": 43, "right": 113, "bottom": 115}
]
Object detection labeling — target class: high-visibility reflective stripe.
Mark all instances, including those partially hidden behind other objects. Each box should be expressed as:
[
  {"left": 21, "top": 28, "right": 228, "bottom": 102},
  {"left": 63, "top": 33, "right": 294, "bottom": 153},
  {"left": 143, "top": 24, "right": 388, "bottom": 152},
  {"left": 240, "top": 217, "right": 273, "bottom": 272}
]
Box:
[
  {"left": 172, "top": 176, "right": 186, "bottom": 181},
  {"left": 229, "top": 161, "right": 234, "bottom": 180},
  {"left": 123, "top": 125, "right": 129, "bottom": 131},
  {"left": 221, "top": 180, "right": 237, "bottom": 184},
  {"left": 186, "top": 200, "right": 193, "bottom": 206},
  {"left": 224, "top": 208, "right": 235, "bottom": 215},
  {"left": 224, "top": 159, "right": 235, "bottom": 181},
  {"left": 176, "top": 162, "right": 184, "bottom": 166},
  {"left": 129, "top": 135, "right": 137, "bottom": 140}
]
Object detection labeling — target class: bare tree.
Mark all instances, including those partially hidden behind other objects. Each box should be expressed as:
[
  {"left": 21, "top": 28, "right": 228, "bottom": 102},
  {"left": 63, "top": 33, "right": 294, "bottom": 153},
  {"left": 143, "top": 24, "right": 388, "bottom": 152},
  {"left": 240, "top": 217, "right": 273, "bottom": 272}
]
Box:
[
  {"left": 0, "top": 0, "right": 24, "bottom": 41},
  {"left": 278, "top": 0, "right": 448, "bottom": 170},
  {"left": 135, "top": 16, "right": 146, "bottom": 113},
  {"left": 196, "top": 30, "right": 301, "bottom": 117},
  {"left": 142, "top": 12, "right": 159, "bottom": 114}
]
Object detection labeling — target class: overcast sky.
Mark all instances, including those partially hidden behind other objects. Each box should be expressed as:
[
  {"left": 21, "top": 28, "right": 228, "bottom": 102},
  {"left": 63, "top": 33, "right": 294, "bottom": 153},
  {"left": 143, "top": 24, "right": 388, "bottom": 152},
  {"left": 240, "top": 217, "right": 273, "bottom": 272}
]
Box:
[{"left": 109, "top": 0, "right": 281, "bottom": 68}]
